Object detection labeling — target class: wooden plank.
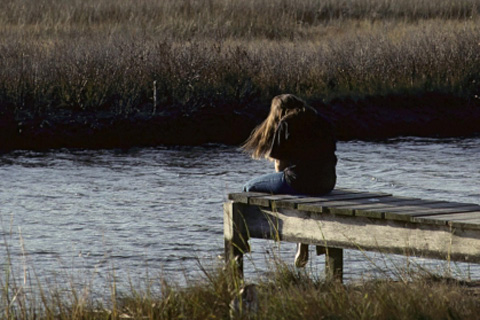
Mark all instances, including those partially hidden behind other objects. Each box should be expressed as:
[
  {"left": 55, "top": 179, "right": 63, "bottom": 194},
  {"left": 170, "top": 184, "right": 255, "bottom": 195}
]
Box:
[
  {"left": 418, "top": 211, "right": 480, "bottom": 221},
  {"left": 227, "top": 188, "right": 359, "bottom": 206},
  {"left": 413, "top": 211, "right": 480, "bottom": 227},
  {"left": 297, "top": 192, "right": 392, "bottom": 213},
  {"left": 332, "top": 200, "right": 480, "bottom": 222},
  {"left": 323, "top": 199, "right": 427, "bottom": 218},
  {"left": 329, "top": 197, "right": 425, "bottom": 206},
  {"left": 384, "top": 204, "right": 480, "bottom": 222},
  {"left": 249, "top": 194, "right": 301, "bottom": 208},
  {"left": 228, "top": 191, "right": 480, "bottom": 226},
  {"left": 405, "top": 205, "right": 480, "bottom": 216},
  {"left": 353, "top": 202, "right": 478, "bottom": 224},
  {"left": 228, "top": 188, "right": 390, "bottom": 209},
  {"left": 448, "top": 218, "right": 480, "bottom": 230},
  {"left": 227, "top": 188, "right": 369, "bottom": 208},
  {"left": 336, "top": 199, "right": 442, "bottom": 209},
  {"left": 277, "top": 195, "right": 416, "bottom": 210},
  {"left": 275, "top": 192, "right": 378, "bottom": 209},
  {"left": 292, "top": 197, "right": 393, "bottom": 209},
  {"left": 331, "top": 204, "right": 389, "bottom": 218},
  {"left": 297, "top": 198, "right": 440, "bottom": 219},
  {"left": 275, "top": 196, "right": 333, "bottom": 209},
  {"left": 325, "top": 199, "right": 443, "bottom": 219},
  {"left": 228, "top": 192, "right": 269, "bottom": 204},
  {"left": 235, "top": 204, "right": 480, "bottom": 263},
  {"left": 387, "top": 201, "right": 480, "bottom": 213},
  {"left": 250, "top": 197, "right": 478, "bottom": 225}
]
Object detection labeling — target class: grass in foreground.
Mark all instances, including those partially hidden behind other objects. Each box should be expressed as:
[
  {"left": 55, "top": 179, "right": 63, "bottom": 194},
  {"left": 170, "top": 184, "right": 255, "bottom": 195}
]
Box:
[{"left": 2, "top": 255, "right": 480, "bottom": 320}]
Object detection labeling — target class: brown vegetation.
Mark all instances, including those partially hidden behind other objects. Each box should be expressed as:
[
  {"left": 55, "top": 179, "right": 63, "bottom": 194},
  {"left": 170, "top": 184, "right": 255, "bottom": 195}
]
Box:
[
  {"left": 1, "top": 0, "right": 480, "bottom": 149},
  {"left": 3, "top": 255, "right": 480, "bottom": 319}
]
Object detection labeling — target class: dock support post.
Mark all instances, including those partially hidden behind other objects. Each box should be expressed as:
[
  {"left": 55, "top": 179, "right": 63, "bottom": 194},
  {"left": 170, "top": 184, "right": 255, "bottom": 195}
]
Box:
[
  {"left": 224, "top": 202, "right": 250, "bottom": 279},
  {"left": 325, "top": 247, "right": 343, "bottom": 282}
]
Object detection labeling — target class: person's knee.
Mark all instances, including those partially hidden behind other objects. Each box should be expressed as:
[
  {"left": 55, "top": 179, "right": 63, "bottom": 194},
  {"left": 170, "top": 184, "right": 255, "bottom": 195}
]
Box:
[{"left": 243, "top": 182, "right": 254, "bottom": 192}]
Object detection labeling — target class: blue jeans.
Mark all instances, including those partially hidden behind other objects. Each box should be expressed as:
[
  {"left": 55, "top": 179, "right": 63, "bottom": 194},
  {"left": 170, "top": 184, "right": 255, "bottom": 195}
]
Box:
[{"left": 243, "top": 172, "right": 298, "bottom": 194}]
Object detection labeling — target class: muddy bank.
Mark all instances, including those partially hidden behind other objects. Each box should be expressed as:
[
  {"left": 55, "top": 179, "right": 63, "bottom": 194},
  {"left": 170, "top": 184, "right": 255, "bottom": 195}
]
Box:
[
  {"left": 316, "top": 93, "right": 480, "bottom": 140},
  {"left": 0, "top": 93, "right": 479, "bottom": 152}
]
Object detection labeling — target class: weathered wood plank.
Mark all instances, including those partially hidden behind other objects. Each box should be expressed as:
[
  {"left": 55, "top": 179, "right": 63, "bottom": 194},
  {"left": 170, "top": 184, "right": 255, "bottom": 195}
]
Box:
[
  {"left": 296, "top": 198, "right": 438, "bottom": 219},
  {"left": 413, "top": 211, "right": 480, "bottom": 228},
  {"left": 447, "top": 218, "right": 480, "bottom": 230},
  {"left": 329, "top": 203, "right": 389, "bottom": 218},
  {"left": 249, "top": 194, "right": 301, "bottom": 208},
  {"left": 329, "top": 197, "right": 424, "bottom": 207},
  {"left": 326, "top": 200, "right": 480, "bottom": 222},
  {"left": 235, "top": 204, "right": 480, "bottom": 263},
  {"left": 418, "top": 211, "right": 480, "bottom": 221},
  {"left": 404, "top": 205, "right": 480, "bottom": 216},
  {"left": 228, "top": 192, "right": 269, "bottom": 204},
  {"left": 325, "top": 199, "right": 443, "bottom": 219},
  {"left": 280, "top": 195, "right": 415, "bottom": 210},
  {"left": 228, "top": 191, "right": 480, "bottom": 224},
  {"left": 275, "top": 196, "right": 331, "bottom": 209},
  {"left": 333, "top": 200, "right": 476, "bottom": 225},
  {"left": 322, "top": 200, "right": 405, "bottom": 218},
  {"left": 229, "top": 189, "right": 371, "bottom": 206},
  {"left": 296, "top": 193, "right": 392, "bottom": 213},
  {"left": 227, "top": 188, "right": 362, "bottom": 205},
  {"left": 384, "top": 205, "right": 480, "bottom": 222},
  {"left": 386, "top": 201, "right": 480, "bottom": 213}
]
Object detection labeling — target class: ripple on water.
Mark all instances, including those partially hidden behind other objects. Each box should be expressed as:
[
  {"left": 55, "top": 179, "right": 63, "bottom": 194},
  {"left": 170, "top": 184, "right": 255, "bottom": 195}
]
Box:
[{"left": 0, "top": 138, "right": 480, "bottom": 292}]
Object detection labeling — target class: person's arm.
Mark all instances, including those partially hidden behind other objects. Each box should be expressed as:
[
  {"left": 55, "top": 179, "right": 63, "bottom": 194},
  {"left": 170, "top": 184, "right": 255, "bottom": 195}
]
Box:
[{"left": 269, "top": 120, "right": 292, "bottom": 172}]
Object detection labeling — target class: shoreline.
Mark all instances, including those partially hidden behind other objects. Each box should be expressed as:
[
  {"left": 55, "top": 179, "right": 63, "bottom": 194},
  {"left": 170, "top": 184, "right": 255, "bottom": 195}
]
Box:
[{"left": 1, "top": 92, "right": 479, "bottom": 152}]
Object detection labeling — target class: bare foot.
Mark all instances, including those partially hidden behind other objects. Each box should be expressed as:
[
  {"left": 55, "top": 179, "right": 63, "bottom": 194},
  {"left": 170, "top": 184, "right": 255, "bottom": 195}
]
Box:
[{"left": 294, "top": 243, "right": 309, "bottom": 268}]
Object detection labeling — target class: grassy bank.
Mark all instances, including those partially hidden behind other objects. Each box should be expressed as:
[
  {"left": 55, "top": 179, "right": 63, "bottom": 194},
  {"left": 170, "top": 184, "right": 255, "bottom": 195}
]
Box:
[
  {"left": 3, "top": 256, "right": 480, "bottom": 319},
  {"left": 1, "top": 0, "right": 480, "bottom": 149}
]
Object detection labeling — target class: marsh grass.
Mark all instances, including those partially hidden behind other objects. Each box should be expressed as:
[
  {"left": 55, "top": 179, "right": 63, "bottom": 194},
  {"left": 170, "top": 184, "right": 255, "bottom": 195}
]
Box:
[
  {"left": 1, "top": 225, "right": 479, "bottom": 319},
  {"left": 1, "top": 0, "right": 480, "bottom": 122},
  {"left": 3, "top": 247, "right": 480, "bottom": 320}
]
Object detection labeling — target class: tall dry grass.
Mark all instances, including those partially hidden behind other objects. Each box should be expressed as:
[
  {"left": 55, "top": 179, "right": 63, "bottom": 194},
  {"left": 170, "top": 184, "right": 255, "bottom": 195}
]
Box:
[
  {"left": 0, "top": 0, "right": 479, "bottom": 120},
  {"left": 3, "top": 251, "right": 480, "bottom": 320},
  {"left": 1, "top": 0, "right": 479, "bottom": 38},
  {"left": 2, "top": 215, "right": 480, "bottom": 319}
]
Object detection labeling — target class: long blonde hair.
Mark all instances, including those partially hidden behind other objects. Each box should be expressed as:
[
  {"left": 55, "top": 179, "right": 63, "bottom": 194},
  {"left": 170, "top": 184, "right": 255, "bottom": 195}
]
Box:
[{"left": 242, "top": 94, "right": 316, "bottom": 159}]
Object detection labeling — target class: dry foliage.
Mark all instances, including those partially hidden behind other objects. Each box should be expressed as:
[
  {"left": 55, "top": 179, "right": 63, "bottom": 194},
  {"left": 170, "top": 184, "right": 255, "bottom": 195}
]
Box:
[{"left": 0, "top": 0, "right": 479, "bottom": 118}]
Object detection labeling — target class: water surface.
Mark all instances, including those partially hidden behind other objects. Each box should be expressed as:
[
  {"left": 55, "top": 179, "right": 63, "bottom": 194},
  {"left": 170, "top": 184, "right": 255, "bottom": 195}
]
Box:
[{"left": 1, "top": 137, "right": 479, "bottom": 294}]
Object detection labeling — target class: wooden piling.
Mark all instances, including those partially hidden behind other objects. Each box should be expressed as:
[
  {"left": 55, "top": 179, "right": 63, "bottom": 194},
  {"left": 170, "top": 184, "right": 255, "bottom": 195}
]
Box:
[{"left": 224, "top": 202, "right": 250, "bottom": 278}]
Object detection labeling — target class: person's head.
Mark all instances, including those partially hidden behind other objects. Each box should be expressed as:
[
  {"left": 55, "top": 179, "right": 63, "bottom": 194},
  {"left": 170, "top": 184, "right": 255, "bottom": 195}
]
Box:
[{"left": 242, "top": 94, "right": 315, "bottom": 159}]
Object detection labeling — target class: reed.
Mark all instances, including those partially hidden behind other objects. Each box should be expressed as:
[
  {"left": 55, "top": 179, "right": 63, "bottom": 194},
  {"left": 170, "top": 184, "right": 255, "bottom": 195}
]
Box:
[
  {"left": 2, "top": 251, "right": 480, "bottom": 320},
  {"left": 0, "top": 0, "right": 479, "bottom": 127},
  {"left": 2, "top": 225, "right": 480, "bottom": 319},
  {"left": 1, "top": 0, "right": 479, "bottom": 38}
]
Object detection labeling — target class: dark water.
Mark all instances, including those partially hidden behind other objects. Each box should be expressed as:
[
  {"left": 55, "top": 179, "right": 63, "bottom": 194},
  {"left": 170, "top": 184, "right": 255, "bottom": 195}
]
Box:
[{"left": 1, "top": 137, "right": 479, "bottom": 294}]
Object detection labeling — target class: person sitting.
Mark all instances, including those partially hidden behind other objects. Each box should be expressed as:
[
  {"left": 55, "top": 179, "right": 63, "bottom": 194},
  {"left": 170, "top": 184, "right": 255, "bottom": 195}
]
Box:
[{"left": 241, "top": 93, "right": 337, "bottom": 267}]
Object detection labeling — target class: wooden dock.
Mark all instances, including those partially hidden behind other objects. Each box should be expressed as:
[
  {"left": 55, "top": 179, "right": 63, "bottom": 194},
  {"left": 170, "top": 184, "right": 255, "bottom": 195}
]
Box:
[{"left": 224, "top": 189, "right": 480, "bottom": 281}]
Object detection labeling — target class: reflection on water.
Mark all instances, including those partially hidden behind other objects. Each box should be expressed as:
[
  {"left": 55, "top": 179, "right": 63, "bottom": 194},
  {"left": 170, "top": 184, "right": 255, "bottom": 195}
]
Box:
[{"left": 0, "top": 137, "right": 479, "bottom": 293}]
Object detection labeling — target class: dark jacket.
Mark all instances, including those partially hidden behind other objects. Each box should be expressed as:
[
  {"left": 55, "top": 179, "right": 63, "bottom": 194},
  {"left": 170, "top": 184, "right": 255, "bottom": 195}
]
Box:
[{"left": 269, "top": 109, "right": 337, "bottom": 195}]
